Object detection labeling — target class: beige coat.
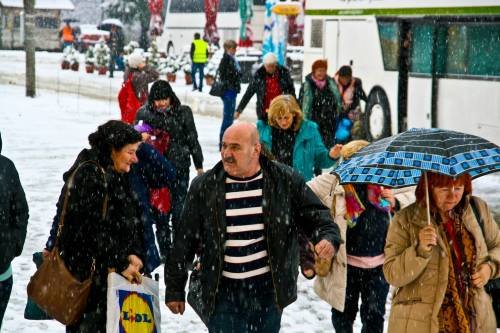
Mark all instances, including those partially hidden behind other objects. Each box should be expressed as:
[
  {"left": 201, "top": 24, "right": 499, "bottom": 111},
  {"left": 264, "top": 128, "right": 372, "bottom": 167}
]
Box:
[
  {"left": 383, "top": 196, "right": 500, "bottom": 333},
  {"left": 307, "top": 173, "right": 415, "bottom": 311}
]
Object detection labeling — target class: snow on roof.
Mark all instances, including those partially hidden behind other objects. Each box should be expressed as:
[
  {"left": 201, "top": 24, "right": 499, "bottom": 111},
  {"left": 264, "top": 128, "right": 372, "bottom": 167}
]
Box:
[{"left": 0, "top": 0, "right": 75, "bottom": 10}]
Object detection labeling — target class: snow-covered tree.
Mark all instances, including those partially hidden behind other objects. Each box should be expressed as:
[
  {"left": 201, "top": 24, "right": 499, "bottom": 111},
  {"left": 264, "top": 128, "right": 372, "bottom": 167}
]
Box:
[
  {"left": 94, "top": 40, "right": 110, "bottom": 67},
  {"left": 85, "top": 47, "right": 96, "bottom": 65},
  {"left": 147, "top": 39, "right": 160, "bottom": 69}
]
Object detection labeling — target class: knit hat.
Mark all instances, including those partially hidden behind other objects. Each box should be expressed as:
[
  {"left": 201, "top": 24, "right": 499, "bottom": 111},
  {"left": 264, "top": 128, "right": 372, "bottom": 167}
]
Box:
[
  {"left": 312, "top": 59, "right": 327, "bottom": 72},
  {"left": 128, "top": 52, "right": 145, "bottom": 69},
  {"left": 263, "top": 52, "right": 278, "bottom": 65}
]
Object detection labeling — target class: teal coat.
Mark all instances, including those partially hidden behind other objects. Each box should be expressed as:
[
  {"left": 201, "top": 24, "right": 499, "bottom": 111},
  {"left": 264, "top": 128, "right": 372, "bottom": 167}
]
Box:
[{"left": 257, "top": 119, "right": 338, "bottom": 181}]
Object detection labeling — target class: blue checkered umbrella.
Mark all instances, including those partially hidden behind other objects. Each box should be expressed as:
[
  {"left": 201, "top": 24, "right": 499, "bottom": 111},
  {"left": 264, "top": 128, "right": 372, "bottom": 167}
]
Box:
[{"left": 334, "top": 128, "right": 500, "bottom": 188}]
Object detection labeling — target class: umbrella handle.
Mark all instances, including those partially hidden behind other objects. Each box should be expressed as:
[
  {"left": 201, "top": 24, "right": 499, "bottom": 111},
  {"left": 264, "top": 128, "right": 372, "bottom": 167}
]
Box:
[{"left": 425, "top": 172, "right": 431, "bottom": 225}]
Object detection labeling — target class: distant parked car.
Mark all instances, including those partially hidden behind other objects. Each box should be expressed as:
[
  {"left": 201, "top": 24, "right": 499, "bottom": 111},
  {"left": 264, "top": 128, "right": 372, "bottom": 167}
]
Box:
[{"left": 77, "top": 24, "right": 110, "bottom": 52}]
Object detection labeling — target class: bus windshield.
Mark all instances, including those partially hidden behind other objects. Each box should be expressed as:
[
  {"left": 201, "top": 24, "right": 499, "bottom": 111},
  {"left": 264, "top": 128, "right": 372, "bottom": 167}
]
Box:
[{"left": 169, "top": 0, "right": 238, "bottom": 13}]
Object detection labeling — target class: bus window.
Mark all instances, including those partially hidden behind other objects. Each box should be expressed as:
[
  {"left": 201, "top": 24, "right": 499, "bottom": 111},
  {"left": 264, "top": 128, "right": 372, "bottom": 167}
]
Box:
[
  {"left": 170, "top": 0, "right": 204, "bottom": 13},
  {"left": 410, "top": 24, "right": 434, "bottom": 74},
  {"left": 219, "top": 0, "right": 238, "bottom": 12},
  {"left": 377, "top": 21, "right": 400, "bottom": 71}
]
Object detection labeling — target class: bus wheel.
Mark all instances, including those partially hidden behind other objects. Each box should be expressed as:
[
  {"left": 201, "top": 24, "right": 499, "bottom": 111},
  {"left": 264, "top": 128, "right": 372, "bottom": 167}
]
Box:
[{"left": 365, "top": 87, "right": 391, "bottom": 141}]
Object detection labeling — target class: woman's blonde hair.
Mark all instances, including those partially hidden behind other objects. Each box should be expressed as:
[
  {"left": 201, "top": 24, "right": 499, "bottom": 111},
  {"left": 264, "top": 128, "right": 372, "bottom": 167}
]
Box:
[
  {"left": 267, "top": 95, "right": 303, "bottom": 131},
  {"left": 340, "top": 140, "right": 370, "bottom": 160}
]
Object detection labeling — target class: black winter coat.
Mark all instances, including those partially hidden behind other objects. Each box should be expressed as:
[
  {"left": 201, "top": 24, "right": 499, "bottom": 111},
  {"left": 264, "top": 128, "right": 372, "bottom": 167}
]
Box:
[
  {"left": 55, "top": 148, "right": 144, "bottom": 319},
  {"left": 217, "top": 52, "right": 241, "bottom": 93},
  {"left": 0, "top": 133, "right": 28, "bottom": 273},
  {"left": 165, "top": 155, "right": 341, "bottom": 320},
  {"left": 236, "top": 65, "right": 295, "bottom": 120},
  {"left": 135, "top": 97, "right": 203, "bottom": 170}
]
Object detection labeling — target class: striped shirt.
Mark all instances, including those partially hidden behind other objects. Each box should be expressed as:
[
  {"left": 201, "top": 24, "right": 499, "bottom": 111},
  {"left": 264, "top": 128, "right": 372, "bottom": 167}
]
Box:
[{"left": 222, "top": 171, "right": 273, "bottom": 293}]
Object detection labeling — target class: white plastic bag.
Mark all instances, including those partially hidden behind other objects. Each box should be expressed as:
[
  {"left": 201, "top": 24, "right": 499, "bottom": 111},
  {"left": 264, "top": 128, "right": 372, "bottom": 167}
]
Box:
[{"left": 106, "top": 272, "right": 161, "bottom": 333}]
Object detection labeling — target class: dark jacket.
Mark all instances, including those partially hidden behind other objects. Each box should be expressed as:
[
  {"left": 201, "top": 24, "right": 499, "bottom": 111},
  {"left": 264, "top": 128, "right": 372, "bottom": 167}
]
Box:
[
  {"left": 49, "top": 148, "right": 145, "bottom": 320},
  {"left": 46, "top": 143, "right": 176, "bottom": 274},
  {"left": 165, "top": 155, "right": 341, "bottom": 320},
  {"left": 135, "top": 92, "right": 203, "bottom": 170},
  {"left": 0, "top": 133, "right": 28, "bottom": 273},
  {"left": 299, "top": 73, "right": 342, "bottom": 148},
  {"left": 218, "top": 52, "right": 241, "bottom": 93},
  {"left": 346, "top": 184, "right": 392, "bottom": 257},
  {"left": 236, "top": 65, "right": 295, "bottom": 120}
]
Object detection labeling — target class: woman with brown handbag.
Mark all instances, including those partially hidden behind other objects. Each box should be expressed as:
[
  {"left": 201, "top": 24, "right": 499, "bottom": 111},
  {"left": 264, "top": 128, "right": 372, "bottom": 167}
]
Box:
[{"left": 45, "top": 120, "right": 146, "bottom": 332}]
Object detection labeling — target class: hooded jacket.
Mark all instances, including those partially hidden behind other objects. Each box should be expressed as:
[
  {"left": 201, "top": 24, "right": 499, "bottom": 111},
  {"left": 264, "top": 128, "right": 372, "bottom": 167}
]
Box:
[
  {"left": 135, "top": 83, "right": 204, "bottom": 170},
  {"left": 236, "top": 65, "right": 295, "bottom": 120},
  {"left": 165, "top": 155, "right": 341, "bottom": 322},
  {"left": 0, "top": 133, "right": 29, "bottom": 273}
]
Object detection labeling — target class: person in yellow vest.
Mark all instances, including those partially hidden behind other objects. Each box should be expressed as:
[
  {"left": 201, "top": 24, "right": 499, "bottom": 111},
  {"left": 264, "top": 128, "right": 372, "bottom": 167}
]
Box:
[
  {"left": 59, "top": 22, "right": 75, "bottom": 50},
  {"left": 190, "top": 33, "right": 209, "bottom": 92}
]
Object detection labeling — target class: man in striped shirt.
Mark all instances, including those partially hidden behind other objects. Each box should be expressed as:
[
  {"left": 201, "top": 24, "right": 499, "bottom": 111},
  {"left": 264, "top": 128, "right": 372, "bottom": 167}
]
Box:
[{"left": 166, "top": 122, "right": 341, "bottom": 332}]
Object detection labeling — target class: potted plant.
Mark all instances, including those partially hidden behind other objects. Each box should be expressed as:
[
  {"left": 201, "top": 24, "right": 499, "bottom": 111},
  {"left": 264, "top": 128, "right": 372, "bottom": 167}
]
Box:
[
  {"left": 85, "top": 46, "right": 96, "bottom": 73},
  {"left": 61, "top": 46, "right": 71, "bottom": 70},
  {"left": 183, "top": 63, "right": 192, "bottom": 85},
  {"left": 94, "top": 39, "right": 110, "bottom": 75},
  {"left": 70, "top": 48, "right": 80, "bottom": 71},
  {"left": 166, "top": 67, "right": 176, "bottom": 82}
]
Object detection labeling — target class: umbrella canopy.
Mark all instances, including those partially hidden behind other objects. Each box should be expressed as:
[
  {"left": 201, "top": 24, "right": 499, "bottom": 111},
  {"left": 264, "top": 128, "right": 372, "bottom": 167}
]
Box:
[
  {"left": 97, "top": 18, "right": 124, "bottom": 31},
  {"left": 334, "top": 128, "right": 500, "bottom": 188}
]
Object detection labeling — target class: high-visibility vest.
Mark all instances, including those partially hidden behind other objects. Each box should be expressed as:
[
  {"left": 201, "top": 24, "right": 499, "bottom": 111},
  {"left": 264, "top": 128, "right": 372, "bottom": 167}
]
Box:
[
  {"left": 61, "top": 26, "right": 74, "bottom": 42},
  {"left": 192, "top": 39, "right": 208, "bottom": 64}
]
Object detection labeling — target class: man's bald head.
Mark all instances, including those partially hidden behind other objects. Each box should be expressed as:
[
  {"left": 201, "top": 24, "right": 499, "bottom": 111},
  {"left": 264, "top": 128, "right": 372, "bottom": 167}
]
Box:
[
  {"left": 220, "top": 122, "right": 261, "bottom": 178},
  {"left": 223, "top": 122, "right": 259, "bottom": 145}
]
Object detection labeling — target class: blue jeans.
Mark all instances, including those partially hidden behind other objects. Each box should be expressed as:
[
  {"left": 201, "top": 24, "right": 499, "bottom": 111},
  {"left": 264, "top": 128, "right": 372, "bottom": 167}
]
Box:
[
  {"left": 0, "top": 276, "right": 13, "bottom": 328},
  {"left": 208, "top": 289, "right": 282, "bottom": 333},
  {"left": 192, "top": 63, "right": 205, "bottom": 91},
  {"left": 219, "top": 91, "right": 237, "bottom": 145},
  {"left": 331, "top": 265, "right": 389, "bottom": 333}
]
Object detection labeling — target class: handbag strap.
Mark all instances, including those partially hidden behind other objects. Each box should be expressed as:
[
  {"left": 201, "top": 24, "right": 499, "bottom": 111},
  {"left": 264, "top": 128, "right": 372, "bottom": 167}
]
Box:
[
  {"left": 54, "top": 161, "right": 109, "bottom": 274},
  {"left": 470, "top": 196, "right": 485, "bottom": 236}
]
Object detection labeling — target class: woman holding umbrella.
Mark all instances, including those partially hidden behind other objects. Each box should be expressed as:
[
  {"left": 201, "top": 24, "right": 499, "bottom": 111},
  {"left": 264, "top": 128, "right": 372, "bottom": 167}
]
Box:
[{"left": 383, "top": 171, "right": 500, "bottom": 332}]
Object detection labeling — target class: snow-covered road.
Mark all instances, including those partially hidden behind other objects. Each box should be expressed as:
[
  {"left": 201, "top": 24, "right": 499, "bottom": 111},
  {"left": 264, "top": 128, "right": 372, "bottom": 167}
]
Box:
[{"left": 1, "top": 64, "right": 499, "bottom": 332}]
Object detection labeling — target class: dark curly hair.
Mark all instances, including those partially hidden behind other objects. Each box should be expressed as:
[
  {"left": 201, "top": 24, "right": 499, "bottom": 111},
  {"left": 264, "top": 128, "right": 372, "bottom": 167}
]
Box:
[{"left": 88, "top": 120, "right": 142, "bottom": 166}]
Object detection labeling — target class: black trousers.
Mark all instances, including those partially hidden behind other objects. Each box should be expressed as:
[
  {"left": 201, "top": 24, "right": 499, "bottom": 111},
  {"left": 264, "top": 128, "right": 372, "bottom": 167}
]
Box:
[
  {"left": 0, "top": 275, "right": 13, "bottom": 327},
  {"left": 331, "top": 265, "right": 389, "bottom": 333}
]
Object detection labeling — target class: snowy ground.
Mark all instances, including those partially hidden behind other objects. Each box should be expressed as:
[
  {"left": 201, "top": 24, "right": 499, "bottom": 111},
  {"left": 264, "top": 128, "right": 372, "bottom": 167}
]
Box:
[{"left": 1, "top": 51, "right": 499, "bottom": 332}]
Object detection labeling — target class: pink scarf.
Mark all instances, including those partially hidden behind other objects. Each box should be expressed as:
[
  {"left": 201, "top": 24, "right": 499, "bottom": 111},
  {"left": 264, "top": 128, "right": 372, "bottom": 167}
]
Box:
[
  {"left": 311, "top": 76, "right": 327, "bottom": 90},
  {"left": 344, "top": 184, "right": 391, "bottom": 228},
  {"left": 334, "top": 74, "right": 356, "bottom": 110}
]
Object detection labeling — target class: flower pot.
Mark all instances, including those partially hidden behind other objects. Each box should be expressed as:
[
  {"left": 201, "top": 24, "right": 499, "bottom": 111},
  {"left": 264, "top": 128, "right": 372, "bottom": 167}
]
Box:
[
  {"left": 166, "top": 72, "right": 177, "bottom": 82},
  {"left": 205, "top": 75, "right": 214, "bottom": 86},
  {"left": 85, "top": 64, "right": 95, "bottom": 74},
  {"left": 70, "top": 62, "right": 79, "bottom": 71},
  {"left": 98, "top": 66, "right": 107, "bottom": 75},
  {"left": 61, "top": 60, "right": 70, "bottom": 70},
  {"left": 184, "top": 72, "right": 192, "bottom": 85}
]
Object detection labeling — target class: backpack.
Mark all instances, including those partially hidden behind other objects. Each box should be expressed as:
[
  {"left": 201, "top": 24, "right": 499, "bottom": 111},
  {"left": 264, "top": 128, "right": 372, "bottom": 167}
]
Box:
[
  {"left": 118, "top": 74, "right": 142, "bottom": 124},
  {"left": 146, "top": 128, "right": 172, "bottom": 214},
  {"left": 470, "top": 197, "right": 500, "bottom": 327}
]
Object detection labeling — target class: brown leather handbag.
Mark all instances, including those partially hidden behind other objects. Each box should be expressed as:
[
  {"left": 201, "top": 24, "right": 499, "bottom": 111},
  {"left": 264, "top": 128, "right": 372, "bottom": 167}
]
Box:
[{"left": 27, "top": 161, "right": 108, "bottom": 326}]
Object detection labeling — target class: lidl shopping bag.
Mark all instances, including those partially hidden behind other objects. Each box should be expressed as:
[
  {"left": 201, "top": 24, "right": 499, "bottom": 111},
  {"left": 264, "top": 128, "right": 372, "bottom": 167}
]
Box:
[{"left": 106, "top": 272, "right": 161, "bottom": 333}]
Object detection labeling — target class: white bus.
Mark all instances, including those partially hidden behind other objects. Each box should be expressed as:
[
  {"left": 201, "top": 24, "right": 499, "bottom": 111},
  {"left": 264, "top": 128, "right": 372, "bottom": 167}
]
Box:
[
  {"left": 157, "top": 0, "right": 265, "bottom": 55},
  {"left": 303, "top": 0, "right": 500, "bottom": 144}
]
